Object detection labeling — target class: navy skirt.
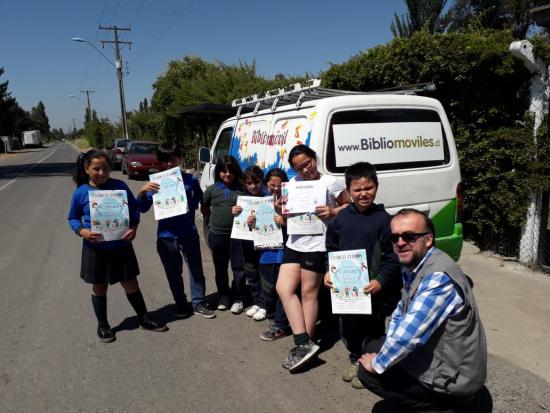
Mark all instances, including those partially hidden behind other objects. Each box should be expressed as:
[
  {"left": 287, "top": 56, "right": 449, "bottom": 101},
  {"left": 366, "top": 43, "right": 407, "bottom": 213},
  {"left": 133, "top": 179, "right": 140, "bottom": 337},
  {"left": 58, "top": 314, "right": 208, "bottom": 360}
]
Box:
[{"left": 80, "top": 243, "right": 140, "bottom": 285}]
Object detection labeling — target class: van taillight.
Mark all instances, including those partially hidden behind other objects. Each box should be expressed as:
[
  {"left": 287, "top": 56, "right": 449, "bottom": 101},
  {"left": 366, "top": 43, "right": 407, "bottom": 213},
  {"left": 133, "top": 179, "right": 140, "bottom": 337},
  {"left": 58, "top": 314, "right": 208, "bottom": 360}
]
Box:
[
  {"left": 116, "top": 148, "right": 122, "bottom": 154},
  {"left": 456, "top": 183, "right": 463, "bottom": 222}
]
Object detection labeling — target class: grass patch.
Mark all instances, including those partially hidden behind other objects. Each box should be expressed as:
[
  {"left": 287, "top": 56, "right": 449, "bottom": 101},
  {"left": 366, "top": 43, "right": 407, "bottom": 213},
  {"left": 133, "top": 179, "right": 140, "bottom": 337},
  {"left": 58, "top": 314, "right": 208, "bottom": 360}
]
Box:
[{"left": 71, "top": 138, "right": 91, "bottom": 151}]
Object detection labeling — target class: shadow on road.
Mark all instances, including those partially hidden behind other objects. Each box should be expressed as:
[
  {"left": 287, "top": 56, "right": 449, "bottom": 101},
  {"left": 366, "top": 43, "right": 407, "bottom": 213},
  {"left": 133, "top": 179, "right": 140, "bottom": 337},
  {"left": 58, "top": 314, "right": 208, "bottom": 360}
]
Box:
[{"left": 0, "top": 162, "right": 75, "bottom": 180}]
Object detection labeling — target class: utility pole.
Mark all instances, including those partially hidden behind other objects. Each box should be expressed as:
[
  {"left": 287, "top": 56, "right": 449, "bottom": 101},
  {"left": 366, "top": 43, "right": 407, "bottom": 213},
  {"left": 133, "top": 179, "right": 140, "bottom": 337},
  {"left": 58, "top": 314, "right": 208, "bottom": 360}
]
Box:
[
  {"left": 70, "top": 118, "right": 77, "bottom": 137},
  {"left": 80, "top": 90, "right": 95, "bottom": 114},
  {"left": 99, "top": 25, "right": 132, "bottom": 140}
]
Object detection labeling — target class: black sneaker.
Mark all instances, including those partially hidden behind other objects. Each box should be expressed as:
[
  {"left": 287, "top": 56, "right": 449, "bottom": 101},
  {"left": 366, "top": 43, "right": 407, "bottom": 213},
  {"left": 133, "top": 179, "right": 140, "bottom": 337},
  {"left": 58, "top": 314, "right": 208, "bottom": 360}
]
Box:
[
  {"left": 97, "top": 325, "right": 116, "bottom": 343},
  {"left": 287, "top": 341, "right": 320, "bottom": 372},
  {"left": 194, "top": 303, "right": 216, "bottom": 319},
  {"left": 174, "top": 304, "right": 192, "bottom": 319},
  {"left": 139, "top": 314, "right": 168, "bottom": 332}
]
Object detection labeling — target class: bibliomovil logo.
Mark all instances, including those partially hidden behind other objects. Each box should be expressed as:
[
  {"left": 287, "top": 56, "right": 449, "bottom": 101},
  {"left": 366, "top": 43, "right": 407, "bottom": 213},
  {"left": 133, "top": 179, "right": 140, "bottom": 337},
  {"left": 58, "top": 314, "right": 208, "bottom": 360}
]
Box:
[
  {"left": 337, "top": 136, "right": 440, "bottom": 152},
  {"left": 251, "top": 129, "right": 288, "bottom": 146}
]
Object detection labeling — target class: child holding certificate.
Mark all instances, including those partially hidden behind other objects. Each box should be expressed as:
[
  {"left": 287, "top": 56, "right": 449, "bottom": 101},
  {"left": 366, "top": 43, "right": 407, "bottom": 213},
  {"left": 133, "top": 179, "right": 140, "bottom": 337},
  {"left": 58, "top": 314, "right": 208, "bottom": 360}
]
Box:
[
  {"left": 324, "top": 162, "right": 401, "bottom": 388},
  {"left": 251, "top": 168, "right": 291, "bottom": 339},
  {"left": 137, "top": 144, "right": 215, "bottom": 320},
  {"left": 231, "top": 165, "right": 266, "bottom": 317},
  {"left": 68, "top": 149, "right": 167, "bottom": 344},
  {"left": 276, "top": 145, "right": 349, "bottom": 372},
  {"left": 202, "top": 155, "right": 245, "bottom": 312}
]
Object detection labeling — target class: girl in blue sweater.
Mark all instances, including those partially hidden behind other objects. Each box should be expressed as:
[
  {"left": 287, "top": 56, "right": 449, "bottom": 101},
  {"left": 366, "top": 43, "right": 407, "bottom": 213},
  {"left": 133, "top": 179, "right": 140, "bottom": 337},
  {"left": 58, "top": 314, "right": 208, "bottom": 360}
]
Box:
[{"left": 68, "top": 149, "right": 167, "bottom": 343}]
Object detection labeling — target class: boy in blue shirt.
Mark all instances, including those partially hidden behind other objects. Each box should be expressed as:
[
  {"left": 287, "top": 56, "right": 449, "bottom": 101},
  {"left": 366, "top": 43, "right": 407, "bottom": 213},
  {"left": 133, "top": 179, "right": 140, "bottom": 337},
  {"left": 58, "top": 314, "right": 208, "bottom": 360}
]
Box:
[{"left": 138, "top": 144, "right": 215, "bottom": 319}]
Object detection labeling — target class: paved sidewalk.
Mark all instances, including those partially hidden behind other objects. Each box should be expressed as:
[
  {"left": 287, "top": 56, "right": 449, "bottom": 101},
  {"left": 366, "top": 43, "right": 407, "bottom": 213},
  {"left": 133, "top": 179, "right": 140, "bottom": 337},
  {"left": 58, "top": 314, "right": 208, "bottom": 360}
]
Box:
[{"left": 459, "top": 242, "right": 550, "bottom": 384}]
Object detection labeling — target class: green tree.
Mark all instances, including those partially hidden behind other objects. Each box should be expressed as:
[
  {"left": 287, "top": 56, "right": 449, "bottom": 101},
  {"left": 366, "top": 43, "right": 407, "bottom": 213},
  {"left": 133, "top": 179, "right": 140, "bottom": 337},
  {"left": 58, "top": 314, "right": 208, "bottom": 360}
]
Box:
[
  {"left": 444, "top": 0, "right": 545, "bottom": 38},
  {"left": 0, "top": 67, "right": 32, "bottom": 138},
  {"left": 30, "top": 101, "right": 50, "bottom": 136},
  {"left": 148, "top": 55, "right": 309, "bottom": 166},
  {"left": 391, "top": 0, "right": 449, "bottom": 37},
  {"left": 83, "top": 108, "right": 113, "bottom": 148}
]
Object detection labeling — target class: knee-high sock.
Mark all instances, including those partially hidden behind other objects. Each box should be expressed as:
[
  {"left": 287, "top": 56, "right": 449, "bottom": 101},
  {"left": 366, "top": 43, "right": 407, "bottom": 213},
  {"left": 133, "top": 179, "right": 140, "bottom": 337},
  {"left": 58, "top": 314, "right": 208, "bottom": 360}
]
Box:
[
  {"left": 91, "top": 294, "right": 109, "bottom": 327},
  {"left": 126, "top": 290, "right": 148, "bottom": 319}
]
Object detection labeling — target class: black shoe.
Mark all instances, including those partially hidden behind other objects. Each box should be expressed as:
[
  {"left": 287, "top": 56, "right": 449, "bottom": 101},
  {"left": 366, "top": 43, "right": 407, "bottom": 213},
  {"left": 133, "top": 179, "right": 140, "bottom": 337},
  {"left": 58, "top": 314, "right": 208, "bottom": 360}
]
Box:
[
  {"left": 287, "top": 341, "right": 320, "bottom": 372},
  {"left": 174, "top": 304, "right": 193, "bottom": 319},
  {"left": 194, "top": 303, "right": 216, "bottom": 319},
  {"left": 97, "top": 325, "right": 116, "bottom": 343},
  {"left": 139, "top": 314, "right": 168, "bottom": 332}
]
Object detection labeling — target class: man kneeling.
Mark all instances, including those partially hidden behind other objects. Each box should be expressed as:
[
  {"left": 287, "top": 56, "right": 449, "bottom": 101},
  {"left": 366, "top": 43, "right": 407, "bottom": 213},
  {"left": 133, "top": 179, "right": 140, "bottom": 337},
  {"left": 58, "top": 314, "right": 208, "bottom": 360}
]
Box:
[{"left": 358, "top": 208, "right": 487, "bottom": 412}]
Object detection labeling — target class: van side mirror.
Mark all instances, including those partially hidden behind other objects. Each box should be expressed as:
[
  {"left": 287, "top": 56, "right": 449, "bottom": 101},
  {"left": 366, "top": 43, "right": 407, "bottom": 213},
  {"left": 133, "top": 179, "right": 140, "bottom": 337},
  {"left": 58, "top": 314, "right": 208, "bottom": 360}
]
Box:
[{"left": 199, "top": 147, "right": 211, "bottom": 163}]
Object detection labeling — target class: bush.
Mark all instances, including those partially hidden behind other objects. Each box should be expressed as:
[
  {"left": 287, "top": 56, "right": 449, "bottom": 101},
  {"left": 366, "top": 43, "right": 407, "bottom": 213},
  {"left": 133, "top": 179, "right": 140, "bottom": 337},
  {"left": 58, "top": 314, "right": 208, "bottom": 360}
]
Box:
[{"left": 323, "top": 29, "right": 550, "bottom": 247}]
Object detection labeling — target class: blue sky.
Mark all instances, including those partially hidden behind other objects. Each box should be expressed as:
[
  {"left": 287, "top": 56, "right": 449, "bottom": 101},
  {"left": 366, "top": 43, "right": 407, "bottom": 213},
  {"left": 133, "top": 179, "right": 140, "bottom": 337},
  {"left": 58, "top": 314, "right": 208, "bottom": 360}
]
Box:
[{"left": 0, "top": 0, "right": 407, "bottom": 132}]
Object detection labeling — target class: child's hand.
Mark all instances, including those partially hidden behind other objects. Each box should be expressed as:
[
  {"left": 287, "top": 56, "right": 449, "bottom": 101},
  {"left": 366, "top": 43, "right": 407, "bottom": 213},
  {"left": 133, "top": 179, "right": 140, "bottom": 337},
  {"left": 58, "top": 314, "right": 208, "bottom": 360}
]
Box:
[
  {"left": 121, "top": 228, "right": 137, "bottom": 241},
  {"left": 80, "top": 229, "right": 104, "bottom": 243},
  {"left": 315, "top": 205, "right": 333, "bottom": 219},
  {"left": 138, "top": 182, "right": 160, "bottom": 198},
  {"left": 324, "top": 271, "right": 333, "bottom": 289},
  {"left": 274, "top": 214, "right": 284, "bottom": 226},
  {"left": 247, "top": 214, "right": 256, "bottom": 228},
  {"left": 364, "top": 280, "right": 382, "bottom": 295},
  {"left": 200, "top": 204, "right": 210, "bottom": 218},
  {"left": 232, "top": 205, "right": 242, "bottom": 216}
]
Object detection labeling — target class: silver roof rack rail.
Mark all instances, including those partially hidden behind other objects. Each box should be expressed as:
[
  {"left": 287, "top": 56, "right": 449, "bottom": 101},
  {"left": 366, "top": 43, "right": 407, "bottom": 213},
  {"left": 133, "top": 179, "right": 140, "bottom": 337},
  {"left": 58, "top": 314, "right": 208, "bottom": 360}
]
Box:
[{"left": 231, "top": 79, "right": 436, "bottom": 114}]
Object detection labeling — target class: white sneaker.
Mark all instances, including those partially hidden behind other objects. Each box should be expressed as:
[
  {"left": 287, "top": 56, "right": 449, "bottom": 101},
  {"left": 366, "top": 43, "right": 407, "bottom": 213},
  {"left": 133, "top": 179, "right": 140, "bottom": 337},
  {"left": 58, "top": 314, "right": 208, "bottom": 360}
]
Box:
[
  {"left": 246, "top": 305, "right": 260, "bottom": 317},
  {"left": 231, "top": 300, "right": 244, "bottom": 314},
  {"left": 253, "top": 308, "right": 267, "bottom": 321}
]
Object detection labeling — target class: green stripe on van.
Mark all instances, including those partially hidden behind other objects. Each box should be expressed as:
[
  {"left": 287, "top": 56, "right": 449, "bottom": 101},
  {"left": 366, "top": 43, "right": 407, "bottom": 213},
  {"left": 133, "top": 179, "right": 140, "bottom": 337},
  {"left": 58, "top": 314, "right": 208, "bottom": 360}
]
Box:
[{"left": 432, "top": 199, "right": 463, "bottom": 262}]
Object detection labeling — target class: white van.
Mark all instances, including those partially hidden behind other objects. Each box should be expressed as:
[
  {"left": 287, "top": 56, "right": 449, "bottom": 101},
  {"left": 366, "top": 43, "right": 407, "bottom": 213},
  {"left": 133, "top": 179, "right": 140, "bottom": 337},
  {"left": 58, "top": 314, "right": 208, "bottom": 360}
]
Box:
[{"left": 199, "top": 80, "right": 463, "bottom": 260}]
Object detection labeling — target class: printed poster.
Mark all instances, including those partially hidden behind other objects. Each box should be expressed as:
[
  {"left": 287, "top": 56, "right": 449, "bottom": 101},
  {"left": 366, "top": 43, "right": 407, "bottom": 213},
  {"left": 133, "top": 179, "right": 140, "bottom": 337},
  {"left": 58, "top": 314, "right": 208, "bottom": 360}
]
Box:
[
  {"left": 230, "top": 196, "right": 257, "bottom": 241},
  {"left": 328, "top": 249, "right": 372, "bottom": 314},
  {"left": 89, "top": 190, "right": 130, "bottom": 241},
  {"left": 281, "top": 180, "right": 326, "bottom": 214},
  {"left": 150, "top": 167, "right": 188, "bottom": 220},
  {"left": 286, "top": 213, "right": 324, "bottom": 235},
  {"left": 253, "top": 196, "right": 284, "bottom": 249}
]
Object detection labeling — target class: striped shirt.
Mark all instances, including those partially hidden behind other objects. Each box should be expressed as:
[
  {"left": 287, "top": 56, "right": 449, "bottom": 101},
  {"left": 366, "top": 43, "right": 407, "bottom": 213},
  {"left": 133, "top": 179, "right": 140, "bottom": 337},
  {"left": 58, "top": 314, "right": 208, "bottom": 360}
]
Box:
[{"left": 372, "top": 247, "right": 465, "bottom": 374}]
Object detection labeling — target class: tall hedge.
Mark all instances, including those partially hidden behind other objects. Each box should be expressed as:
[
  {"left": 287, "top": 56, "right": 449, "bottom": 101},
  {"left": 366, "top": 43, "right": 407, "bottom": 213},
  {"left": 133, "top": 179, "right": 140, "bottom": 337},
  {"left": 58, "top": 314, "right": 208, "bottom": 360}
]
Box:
[{"left": 323, "top": 30, "right": 550, "bottom": 249}]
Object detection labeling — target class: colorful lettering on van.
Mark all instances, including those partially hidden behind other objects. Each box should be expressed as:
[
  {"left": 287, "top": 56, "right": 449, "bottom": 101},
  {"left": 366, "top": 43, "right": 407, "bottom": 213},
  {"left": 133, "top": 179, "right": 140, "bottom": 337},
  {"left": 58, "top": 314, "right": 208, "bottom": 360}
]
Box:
[{"left": 229, "top": 115, "right": 313, "bottom": 178}]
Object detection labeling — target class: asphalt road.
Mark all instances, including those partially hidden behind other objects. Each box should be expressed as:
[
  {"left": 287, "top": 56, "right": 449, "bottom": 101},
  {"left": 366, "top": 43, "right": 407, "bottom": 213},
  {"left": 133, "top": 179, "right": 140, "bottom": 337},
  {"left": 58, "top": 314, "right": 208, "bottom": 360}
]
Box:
[{"left": 0, "top": 143, "right": 548, "bottom": 412}]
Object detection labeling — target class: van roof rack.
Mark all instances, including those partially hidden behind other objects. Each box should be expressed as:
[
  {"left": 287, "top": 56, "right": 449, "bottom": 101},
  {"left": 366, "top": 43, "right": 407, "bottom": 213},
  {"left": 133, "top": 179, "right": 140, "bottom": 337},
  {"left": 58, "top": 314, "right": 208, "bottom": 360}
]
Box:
[{"left": 231, "top": 79, "right": 436, "bottom": 116}]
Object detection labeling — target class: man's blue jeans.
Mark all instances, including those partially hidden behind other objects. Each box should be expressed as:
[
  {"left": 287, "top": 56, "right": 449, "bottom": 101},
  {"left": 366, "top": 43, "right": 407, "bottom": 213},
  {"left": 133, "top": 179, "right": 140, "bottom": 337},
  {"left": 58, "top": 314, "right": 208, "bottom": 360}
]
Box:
[{"left": 156, "top": 231, "right": 206, "bottom": 309}]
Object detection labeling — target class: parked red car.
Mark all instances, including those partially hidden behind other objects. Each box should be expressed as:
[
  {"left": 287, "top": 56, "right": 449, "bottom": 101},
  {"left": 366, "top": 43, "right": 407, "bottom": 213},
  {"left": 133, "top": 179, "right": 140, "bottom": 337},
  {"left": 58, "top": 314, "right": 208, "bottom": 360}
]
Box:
[{"left": 121, "top": 141, "right": 167, "bottom": 179}]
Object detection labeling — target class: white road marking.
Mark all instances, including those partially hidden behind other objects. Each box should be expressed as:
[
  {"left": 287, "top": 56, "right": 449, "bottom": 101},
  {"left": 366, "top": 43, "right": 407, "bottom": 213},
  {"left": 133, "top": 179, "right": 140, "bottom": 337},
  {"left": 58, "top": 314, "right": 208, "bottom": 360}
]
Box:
[{"left": 0, "top": 148, "right": 59, "bottom": 192}]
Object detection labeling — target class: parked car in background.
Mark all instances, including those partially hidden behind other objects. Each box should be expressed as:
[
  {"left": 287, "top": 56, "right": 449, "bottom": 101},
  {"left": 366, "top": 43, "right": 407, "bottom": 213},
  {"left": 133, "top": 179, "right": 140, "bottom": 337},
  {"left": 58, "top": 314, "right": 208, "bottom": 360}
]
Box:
[
  {"left": 109, "top": 138, "right": 133, "bottom": 170},
  {"left": 121, "top": 141, "right": 167, "bottom": 179}
]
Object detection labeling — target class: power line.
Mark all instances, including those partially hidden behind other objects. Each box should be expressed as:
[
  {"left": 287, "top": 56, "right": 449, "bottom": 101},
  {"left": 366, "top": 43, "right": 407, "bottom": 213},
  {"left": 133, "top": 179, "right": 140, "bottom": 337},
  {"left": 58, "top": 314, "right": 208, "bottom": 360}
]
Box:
[
  {"left": 132, "top": 0, "right": 194, "bottom": 67},
  {"left": 109, "top": 0, "right": 123, "bottom": 24},
  {"left": 129, "top": 0, "right": 146, "bottom": 26},
  {"left": 79, "top": 0, "right": 110, "bottom": 92}
]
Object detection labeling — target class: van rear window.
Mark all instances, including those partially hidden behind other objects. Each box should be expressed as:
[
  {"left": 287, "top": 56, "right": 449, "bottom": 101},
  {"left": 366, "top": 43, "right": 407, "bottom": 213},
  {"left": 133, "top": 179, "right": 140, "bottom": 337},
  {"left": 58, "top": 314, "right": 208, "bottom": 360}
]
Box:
[{"left": 326, "top": 109, "right": 450, "bottom": 173}]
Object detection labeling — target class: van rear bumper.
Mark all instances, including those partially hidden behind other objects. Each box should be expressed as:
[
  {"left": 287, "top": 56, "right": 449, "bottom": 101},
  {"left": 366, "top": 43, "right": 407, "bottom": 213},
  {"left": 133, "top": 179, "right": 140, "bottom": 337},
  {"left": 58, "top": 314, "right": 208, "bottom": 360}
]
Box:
[{"left": 435, "top": 223, "right": 463, "bottom": 262}]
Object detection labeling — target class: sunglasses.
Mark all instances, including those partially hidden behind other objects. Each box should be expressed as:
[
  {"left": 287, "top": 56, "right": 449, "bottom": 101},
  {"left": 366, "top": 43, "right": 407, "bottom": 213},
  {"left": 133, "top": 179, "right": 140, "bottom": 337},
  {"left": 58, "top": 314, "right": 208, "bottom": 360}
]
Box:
[{"left": 390, "top": 231, "right": 430, "bottom": 244}]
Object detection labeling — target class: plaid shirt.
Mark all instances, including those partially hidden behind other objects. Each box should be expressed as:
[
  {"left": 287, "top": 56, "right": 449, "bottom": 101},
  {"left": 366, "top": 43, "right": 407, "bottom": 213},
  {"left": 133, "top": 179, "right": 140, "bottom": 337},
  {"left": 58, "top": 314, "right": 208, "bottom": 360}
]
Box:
[{"left": 371, "top": 247, "right": 464, "bottom": 374}]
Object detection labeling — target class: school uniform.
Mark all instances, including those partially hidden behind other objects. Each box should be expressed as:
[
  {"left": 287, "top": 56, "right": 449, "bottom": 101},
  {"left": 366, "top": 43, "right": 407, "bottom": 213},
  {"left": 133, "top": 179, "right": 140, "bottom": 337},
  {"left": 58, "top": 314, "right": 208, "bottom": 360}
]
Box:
[
  {"left": 68, "top": 178, "right": 140, "bottom": 285},
  {"left": 283, "top": 174, "right": 346, "bottom": 273},
  {"left": 259, "top": 225, "right": 289, "bottom": 329},
  {"left": 325, "top": 202, "right": 402, "bottom": 363},
  {"left": 203, "top": 182, "right": 246, "bottom": 304},
  {"left": 139, "top": 172, "right": 207, "bottom": 309}
]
